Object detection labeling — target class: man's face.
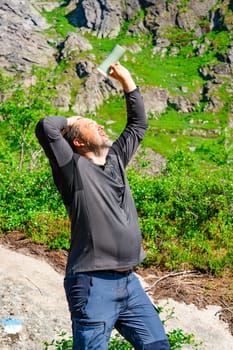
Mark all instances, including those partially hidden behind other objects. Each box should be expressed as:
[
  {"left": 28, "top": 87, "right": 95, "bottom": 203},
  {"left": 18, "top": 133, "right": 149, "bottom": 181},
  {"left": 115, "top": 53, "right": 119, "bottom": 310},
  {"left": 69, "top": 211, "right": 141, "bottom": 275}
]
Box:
[{"left": 74, "top": 118, "right": 112, "bottom": 151}]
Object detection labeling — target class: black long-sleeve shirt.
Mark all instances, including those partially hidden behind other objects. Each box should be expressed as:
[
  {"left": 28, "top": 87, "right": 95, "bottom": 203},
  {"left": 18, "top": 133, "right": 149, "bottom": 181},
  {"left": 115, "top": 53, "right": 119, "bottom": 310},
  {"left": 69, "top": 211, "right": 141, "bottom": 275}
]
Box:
[{"left": 36, "top": 88, "right": 148, "bottom": 275}]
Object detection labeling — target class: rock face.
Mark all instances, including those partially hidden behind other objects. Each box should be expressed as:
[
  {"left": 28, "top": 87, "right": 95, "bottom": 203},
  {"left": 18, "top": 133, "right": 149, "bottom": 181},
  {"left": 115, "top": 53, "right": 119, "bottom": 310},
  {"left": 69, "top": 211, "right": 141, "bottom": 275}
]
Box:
[
  {"left": 72, "top": 74, "right": 122, "bottom": 115},
  {"left": 141, "top": 87, "right": 169, "bottom": 117},
  {"left": 144, "top": 0, "right": 221, "bottom": 38},
  {"left": 66, "top": 0, "right": 124, "bottom": 38},
  {"left": 0, "top": 0, "right": 232, "bottom": 116},
  {"left": 60, "top": 32, "right": 93, "bottom": 61},
  {"left": 0, "top": 0, "right": 56, "bottom": 72}
]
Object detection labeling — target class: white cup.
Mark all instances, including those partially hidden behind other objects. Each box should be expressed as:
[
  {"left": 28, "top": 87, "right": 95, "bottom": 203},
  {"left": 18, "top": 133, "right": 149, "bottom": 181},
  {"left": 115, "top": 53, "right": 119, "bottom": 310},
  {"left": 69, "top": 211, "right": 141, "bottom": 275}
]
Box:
[{"left": 97, "top": 45, "right": 126, "bottom": 77}]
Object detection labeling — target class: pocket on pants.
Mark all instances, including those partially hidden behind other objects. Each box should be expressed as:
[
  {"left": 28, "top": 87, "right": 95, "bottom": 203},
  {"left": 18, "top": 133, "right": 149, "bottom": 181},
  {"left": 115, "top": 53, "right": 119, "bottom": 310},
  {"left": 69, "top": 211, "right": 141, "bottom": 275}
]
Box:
[
  {"left": 73, "top": 319, "right": 105, "bottom": 333},
  {"left": 72, "top": 319, "right": 106, "bottom": 349},
  {"left": 64, "top": 274, "right": 92, "bottom": 318}
]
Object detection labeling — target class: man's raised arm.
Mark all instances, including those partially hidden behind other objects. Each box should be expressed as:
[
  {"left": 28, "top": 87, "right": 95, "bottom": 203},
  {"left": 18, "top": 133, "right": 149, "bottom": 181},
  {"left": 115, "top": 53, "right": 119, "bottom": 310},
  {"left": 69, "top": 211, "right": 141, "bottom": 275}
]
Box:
[
  {"left": 107, "top": 63, "right": 148, "bottom": 167},
  {"left": 35, "top": 116, "right": 72, "bottom": 168}
]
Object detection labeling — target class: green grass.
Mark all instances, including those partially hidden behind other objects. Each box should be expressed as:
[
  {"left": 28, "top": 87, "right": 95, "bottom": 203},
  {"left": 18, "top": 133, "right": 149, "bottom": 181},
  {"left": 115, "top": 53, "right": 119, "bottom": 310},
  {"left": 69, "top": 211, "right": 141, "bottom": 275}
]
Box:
[
  {"left": 1, "top": 1, "right": 233, "bottom": 278},
  {"left": 42, "top": 7, "right": 76, "bottom": 39},
  {"left": 121, "top": 50, "right": 205, "bottom": 94},
  {"left": 95, "top": 95, "right": 229, "bottom": 162}
]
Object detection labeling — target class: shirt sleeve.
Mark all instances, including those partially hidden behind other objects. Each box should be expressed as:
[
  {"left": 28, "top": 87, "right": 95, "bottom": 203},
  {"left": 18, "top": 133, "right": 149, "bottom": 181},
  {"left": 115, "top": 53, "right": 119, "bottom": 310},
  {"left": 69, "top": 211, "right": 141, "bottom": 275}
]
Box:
[
  {"left": 35, "top": 117, "right": 75, "bottom": 204},
  {"left": 111, "top": 87, "right": 148, "bottom": 168},
  {"left": 35, "top": 116, "right": 73, "bottom": 167}
]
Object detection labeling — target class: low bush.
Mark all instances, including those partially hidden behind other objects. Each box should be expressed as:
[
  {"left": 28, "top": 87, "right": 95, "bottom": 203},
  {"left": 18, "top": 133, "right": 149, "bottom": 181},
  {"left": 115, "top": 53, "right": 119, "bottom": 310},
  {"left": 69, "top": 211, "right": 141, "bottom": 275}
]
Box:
[{"left": 1, "top": 150, "right": 232, "bottom": 275}]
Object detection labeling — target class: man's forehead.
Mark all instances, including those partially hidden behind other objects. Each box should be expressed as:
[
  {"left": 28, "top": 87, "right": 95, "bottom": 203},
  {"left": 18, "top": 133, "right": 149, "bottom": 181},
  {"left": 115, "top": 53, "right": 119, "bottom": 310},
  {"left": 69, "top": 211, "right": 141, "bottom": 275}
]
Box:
[
  {"left": 75, "top": 118, "right": 96, "bottom": 126},
  {"left": 75, "top": 116, "right": 92, "bottom": 123}
]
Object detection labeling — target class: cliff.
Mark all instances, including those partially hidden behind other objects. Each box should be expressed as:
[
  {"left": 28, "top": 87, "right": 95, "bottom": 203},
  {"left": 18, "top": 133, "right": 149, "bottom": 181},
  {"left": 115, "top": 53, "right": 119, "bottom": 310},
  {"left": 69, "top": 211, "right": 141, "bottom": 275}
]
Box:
[{"left": 0, "top": 0, "right": 232, "bottom": 118}]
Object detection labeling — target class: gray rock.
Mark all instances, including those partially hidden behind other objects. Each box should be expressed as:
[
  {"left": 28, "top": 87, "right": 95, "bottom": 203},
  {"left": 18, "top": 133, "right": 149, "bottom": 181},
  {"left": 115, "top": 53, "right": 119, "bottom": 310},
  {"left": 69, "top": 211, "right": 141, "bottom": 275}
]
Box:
[
  {"left": 196, "top": 43, "right": 208, "bottom": 56},
  {"left": 60, "top": 32, "right": 93, "bottom": 60},
  {"left": 155, "top": 37, "right": 171, "bottom": 48},
  {"left": 202, "top": 81, "right": 225, "bottom": 113},
  {"left": 200, "top": 63, "right": 233, "bottom": 81},
  {"left": 188, "top": 0, "right": 218, "bottom": 17},
  {"left": 127, "top": 18, "right": 148, "bottom": 36},
  {"left": 124, "top": 0, "right": 141, "bottom": 20},
  {"left": 72, "top": 73, "right": 122, "bottom": 115},
  {"left": 125, "top": 43, "right": 142, "bottom": 54},
  {"left": 33, "top": 1, "right": 62, "bottom": 12},
  {"left": 141, "top": 87, "right": 169, "bottom": 117},
  {"left": 213, "top": 63, "right": 232, "bottom": 76},
  {"left": 199, "top": 66, "right": 213, "bottom": 80},
  {"left": 76, "top": 60, "right": 94, "bottom": 78},
  {"left": 176, "top": 9, "right": 199, "bottom": 33},
  {"left": 170, "top": 46, "right": 180, "bottom": 57},
  {"left": 54, "top": 84, "right": 72, "bottom": 112},
  {"left": 144, "top": 1, "right": 175, "bottom": 36},
  {"left": 168, "top": 95, "right": 196, "bottom": 113},
  {"left": 0, "top": 0, "right": 56, "bottom": 72},
  {"left": 66, "top": 0, "right": 123, "bottom": 38}
]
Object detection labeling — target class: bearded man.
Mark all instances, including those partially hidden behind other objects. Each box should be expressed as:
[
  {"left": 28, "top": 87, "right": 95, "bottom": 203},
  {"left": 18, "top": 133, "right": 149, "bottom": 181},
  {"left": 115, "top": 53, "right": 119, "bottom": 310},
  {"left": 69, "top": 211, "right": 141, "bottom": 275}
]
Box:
[{"left": 36, "top": 63, "right": 170, "bottom": 350}]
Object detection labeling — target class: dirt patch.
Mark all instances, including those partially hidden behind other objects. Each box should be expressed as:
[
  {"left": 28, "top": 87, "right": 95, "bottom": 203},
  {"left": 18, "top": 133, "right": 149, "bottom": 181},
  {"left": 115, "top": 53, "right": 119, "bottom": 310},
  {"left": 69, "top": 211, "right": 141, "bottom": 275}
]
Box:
[
  {"left": 137, "top": 266, "right": 233, "bottom": 336},
  {"left": 1, "top": 231, "right": 233, "bottom": 336}
]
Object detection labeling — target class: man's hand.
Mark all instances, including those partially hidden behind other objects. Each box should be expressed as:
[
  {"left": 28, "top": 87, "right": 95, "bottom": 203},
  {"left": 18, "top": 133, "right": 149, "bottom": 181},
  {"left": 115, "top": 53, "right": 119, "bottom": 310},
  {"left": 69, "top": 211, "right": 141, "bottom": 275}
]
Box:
[
  {"left": 108, "top": 63, "right": 137, "bottom": 93},
  {"left": 61, "top": 116, "right": 83, "bottom": 136},
  {"left": 66, "top": 116, "right": 83, "bottom": 126}
]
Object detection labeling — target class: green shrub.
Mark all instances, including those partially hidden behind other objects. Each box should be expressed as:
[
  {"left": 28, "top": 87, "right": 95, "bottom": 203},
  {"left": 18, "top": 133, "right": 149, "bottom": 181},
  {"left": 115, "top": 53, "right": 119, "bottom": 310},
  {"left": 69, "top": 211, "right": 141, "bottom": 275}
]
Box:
[
  {"left": 43, "top": 304, "right": 203, "bottom": 349},
  {"left": 127, "top": 151, "right": 233, "bottom": 275}
]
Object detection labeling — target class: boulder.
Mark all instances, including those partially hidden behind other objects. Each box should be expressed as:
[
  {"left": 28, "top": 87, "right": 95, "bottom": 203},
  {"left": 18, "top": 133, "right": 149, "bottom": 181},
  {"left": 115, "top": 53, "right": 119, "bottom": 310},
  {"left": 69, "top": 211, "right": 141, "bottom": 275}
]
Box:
[
  {"left": 72, "top": 73, "right": 122, "bottom": 115},
  {"left": 66, "top": 0, "right": 123, "bottom": 38},
  {"left": 213, "top": 63, "right": 232, "bottom": 76},
  {"left": 168, "top": 95, "right": 196, "bottom": 113},
  {"left": 0, "top": 0, "right": 56, "bottom": 72},
  {"left": 33, "top": 1, "right": 61, "bottom": 12},
  {"left": 127, "top": 18, "right": 149, "bottom": 36},
  {"left": 60, "top": 32, "right": 93, "bottom": 60},
  {"left": 141, "top": 87, "right": 169, "bottom": 117},
  {"left": 76, "top": 60, "right": 95, "bottom": 78},
  {"left": 202, "top": 81, "right": 225, "bottom": 113},
  {"left": 188, "top": 0, "right": 218, "bottom": 17},
  {"left": 54, "top": 84, "right": 72, "bottom": 112},
  {"left": 124, "top": 0, "right": 141, "bottom": 20}
]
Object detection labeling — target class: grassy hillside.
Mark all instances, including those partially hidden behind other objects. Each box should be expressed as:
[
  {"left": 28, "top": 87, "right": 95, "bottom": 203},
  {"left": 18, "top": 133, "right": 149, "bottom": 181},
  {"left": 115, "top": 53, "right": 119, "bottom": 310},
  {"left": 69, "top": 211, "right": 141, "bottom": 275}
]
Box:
[
  {"left": 41, "top": 4, "right": 233, "bottom": 163},
  {"left": 0, "top": 2, "right": 233, "bottom": 276}
]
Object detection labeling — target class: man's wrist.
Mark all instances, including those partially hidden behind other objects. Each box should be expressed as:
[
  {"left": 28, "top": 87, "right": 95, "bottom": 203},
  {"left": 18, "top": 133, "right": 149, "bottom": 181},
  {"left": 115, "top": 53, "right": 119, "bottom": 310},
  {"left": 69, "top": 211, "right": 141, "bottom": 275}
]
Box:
[{"left": 121, "top": 77, "right": 137, "bottom": 93}]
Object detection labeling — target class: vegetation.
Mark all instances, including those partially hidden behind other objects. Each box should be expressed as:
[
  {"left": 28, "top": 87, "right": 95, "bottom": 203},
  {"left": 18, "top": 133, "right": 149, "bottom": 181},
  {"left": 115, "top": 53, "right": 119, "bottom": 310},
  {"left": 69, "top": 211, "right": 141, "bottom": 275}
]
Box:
[
  {"left": 43, "top": 304, "right": 202, "bottom": 349},
  {"left": 0, "top": 64, "right": 232, "bottom": 276},
  {"left": 43, "top": 328, "right": 201, "bottom": 350},
  {"left": 1, "top": 0, "right": 233, "bottom": 281},
  {"left": 1, "top": 4, "right": 232, "bottom": 348}
]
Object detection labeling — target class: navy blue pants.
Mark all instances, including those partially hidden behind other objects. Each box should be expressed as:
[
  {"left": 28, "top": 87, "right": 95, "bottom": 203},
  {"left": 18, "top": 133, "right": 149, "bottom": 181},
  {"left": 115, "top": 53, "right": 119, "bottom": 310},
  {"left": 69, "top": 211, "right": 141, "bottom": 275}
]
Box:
[{"left": 64, "top": 270, "right": 170, "bottom": 350}]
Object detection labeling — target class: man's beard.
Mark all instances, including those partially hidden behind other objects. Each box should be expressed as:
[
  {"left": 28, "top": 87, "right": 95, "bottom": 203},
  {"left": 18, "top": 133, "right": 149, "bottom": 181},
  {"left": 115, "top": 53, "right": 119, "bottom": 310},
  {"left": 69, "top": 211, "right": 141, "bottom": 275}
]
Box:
[{"left": 86, "top": 138, "right": 113, "bottom": 156}]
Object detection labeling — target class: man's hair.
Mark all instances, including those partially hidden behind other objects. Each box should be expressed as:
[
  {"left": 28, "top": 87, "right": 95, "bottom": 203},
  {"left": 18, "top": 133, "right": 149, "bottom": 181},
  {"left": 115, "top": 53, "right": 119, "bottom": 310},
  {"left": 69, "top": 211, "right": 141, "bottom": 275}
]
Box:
[{"left": 62, "top": 123, "right": 82, "bottom": 152}]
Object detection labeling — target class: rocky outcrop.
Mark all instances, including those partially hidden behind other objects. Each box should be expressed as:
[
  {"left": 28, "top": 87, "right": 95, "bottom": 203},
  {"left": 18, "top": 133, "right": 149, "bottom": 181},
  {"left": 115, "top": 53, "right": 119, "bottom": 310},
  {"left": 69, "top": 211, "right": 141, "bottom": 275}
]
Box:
[
  {"left": 0, "top": 0, "right": 56, "bottom": 72},
  {"left": 168, "top": 95, "right": 196, "bottom": 114},
  {"left": 199, "top": 62, "right": 233, "bottom": 113},
  {"left": 0, "top": 0, "right": 232, "bottom": 118},
  {"left": 72, "top": 73, "right": 122, "bottom": 115},
  {"left": 59, "top": 32, "right": 93, "bottom": 61},
  {"left": 141, "top": 87, "right": 169, "bottom": 117},
  {"left": 66, "top": 0, "right": 124, "bottom": 38}
]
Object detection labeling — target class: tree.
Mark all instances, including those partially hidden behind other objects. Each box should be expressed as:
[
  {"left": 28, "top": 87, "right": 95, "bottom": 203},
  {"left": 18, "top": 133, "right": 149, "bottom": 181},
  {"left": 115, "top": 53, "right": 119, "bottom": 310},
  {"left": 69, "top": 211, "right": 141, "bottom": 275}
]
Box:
[{"left": 0, "top": 67, "right": 57, "bottom": 170}]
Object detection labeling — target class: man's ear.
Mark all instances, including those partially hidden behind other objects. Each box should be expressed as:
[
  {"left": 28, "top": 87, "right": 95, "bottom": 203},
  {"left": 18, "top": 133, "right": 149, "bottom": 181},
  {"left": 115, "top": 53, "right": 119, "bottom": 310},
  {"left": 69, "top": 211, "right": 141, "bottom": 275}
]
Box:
[{"left": 73, "top": 138, "right": 85, "bottom": 148}]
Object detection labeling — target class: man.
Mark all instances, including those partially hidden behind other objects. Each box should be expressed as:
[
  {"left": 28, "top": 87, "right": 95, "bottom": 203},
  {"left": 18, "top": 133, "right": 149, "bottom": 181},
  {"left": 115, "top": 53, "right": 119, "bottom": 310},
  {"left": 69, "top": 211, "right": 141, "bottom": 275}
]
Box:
[{"left": 36, "top": 63, "right": 170, "bottom": 350}]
